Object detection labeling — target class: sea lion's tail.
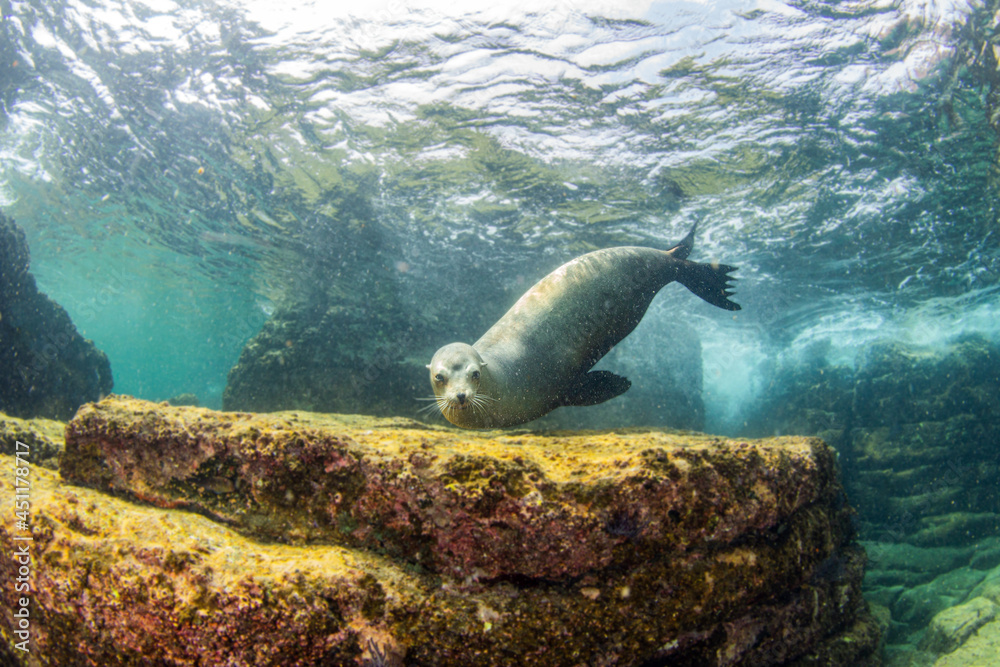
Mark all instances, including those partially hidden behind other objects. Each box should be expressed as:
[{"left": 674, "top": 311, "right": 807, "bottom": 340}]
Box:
[
  {"left": 676, "top": 260, "right": 741, "bottom": 311},
  {"left": 666, "top": 222, "right": 741, "bottom": 311}
]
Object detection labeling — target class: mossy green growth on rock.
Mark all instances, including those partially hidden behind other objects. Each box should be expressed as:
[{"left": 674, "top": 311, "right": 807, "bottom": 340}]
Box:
[
  {"left": 931, "top": 618, "right": 1000, "bottom": 667},
  {"left": 0, "top": 412, "right": 65, "bottom": 469},
  {"left": 64, "top": 397, "right": 842, "bottom": 582},
  {"left": 1, "top": 455, "right": 415, "bottom": 666},
  {"left": 0, "top": 396, "right": 881, "bottom": 665}
]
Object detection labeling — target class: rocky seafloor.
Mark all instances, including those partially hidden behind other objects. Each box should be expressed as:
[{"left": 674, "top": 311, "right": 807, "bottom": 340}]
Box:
[
  {"left": 1, "top": 396, "right": 879, "bottom": 666},
  {"left": 745, "top": 334, "right": 1000, "bottom": 667}
]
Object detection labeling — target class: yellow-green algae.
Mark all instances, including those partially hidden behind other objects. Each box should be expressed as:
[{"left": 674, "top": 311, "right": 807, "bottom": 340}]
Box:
[
  {"left": 0, "top": 413, "right": 64, "bottom": 469},
  {"left": 932, "top": 619, "right": 1000, "bottom": 667},
  {"left": 62, "top": 397, "right": 839, "bottom": 582},
  {"left": 0, "top": 454, "right": 416, "bottom": 665},
  {"left": 0, "top": 397, "right": 883, "bottom": 665}
]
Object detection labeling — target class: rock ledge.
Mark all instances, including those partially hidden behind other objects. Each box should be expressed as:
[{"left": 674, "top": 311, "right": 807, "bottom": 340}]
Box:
[{"left": 0, "top": 397, "right": 880, "bottom": 666}]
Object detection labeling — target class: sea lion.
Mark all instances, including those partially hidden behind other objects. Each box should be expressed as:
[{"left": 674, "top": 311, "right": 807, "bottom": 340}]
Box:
[{"left": 426, "top": 223, "right": 739, "bottom": 428}]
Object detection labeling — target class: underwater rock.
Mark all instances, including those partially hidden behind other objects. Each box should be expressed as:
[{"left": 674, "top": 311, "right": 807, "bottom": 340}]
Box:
[
  {"left": 747, "top": 336, "right": 1000, "bottom": 551},
  {"left": 221, "top": 300, "right": 430, "bottom": 416},
  {"left": 920, "top": 596, "right": 997, "bottom": 654},
  {"left": 852, "top": 338, "right": 1000, "bottom": 428},
  {"left": 862, "top": 541, "right": 977, "bottom": 587},
  {"left": 969, "top": 542, "right": 1000, "bottom": 571},
  {"left": 930, "top": 619, "right": 1000, "bottom": 667},
  {"left": 65, "top": 397, "right": 842, "bottom": 580},
  {"left": 904, "top": 513, "right": 1000, "bottom": 549},
  {"left": 889, "top": 567, "right": 988, "bottom": 637},
  {"left": 863, "top": 537, "right": 1000, "bottom": 658},
  {"left": 0, "top": 411, "right": 65, "bottom": 469},
  {"left": 0, "top": 211, "right": 113, "bottom": 420},
  {"left": 749, "top": 335, "right": 1000, "bottom": 441},
  {"left": 165, "top": 392, "right": 200, "bottom": 407},
  {"left": 2, "top": 395, "right": 882, "bottom": 666},
  {"left": 966, "top": 565, "right": 1000, "bottom": 609}
]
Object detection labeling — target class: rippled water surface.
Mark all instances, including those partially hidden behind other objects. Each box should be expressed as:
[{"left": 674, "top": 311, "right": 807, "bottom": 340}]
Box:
[{"left": 1, "top": 0, "right": 998, "bottom": 424}]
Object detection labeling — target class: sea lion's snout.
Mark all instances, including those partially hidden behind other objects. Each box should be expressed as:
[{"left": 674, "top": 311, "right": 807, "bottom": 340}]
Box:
[{"left": 447, "top": 386, "right": 475, "bottom": 410}]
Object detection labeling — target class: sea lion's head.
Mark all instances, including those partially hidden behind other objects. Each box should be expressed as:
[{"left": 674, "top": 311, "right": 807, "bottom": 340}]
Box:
[{"left": 426, "top": 343, "right": 490, "bottom": 422}]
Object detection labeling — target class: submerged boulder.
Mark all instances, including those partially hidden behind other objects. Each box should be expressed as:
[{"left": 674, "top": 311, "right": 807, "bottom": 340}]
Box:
[
  {"left": 745, "top": 336, "right": 1000, "bottom": 662},
  {"left": 0, "top": 396, "right": 881, "bottom": 665},
  {"left": 0, "top": 211, "right": 113, "bottom": 420},
  {"left": 920, "top": 596, "right": 997, "bottom": 654},
  {"left": 931, "top": 619, "right": 1000, "bottom": 667},
  {"left": 0, "top": 411, "right": 65, "bottom": 469},
  {"left": 746, "top": 335, "right": 1000, "bottom": 545},
  {"left": 221, "top": 300, "right": 430, "bottom": 417}
]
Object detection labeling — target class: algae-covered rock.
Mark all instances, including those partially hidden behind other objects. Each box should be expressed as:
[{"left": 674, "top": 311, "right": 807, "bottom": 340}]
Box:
[
  {"left": 165, "top": 393, "right": 200, "bottom": 407},
  {"left": 0, "top": 211, "right": 113, "bottom": 420},
  {"left": 746, "top": 335, "right": 1000, "bottom": 546},
  {"left": 891, "top": 568, "right": 987, "bottom": 632},
  {"left": 853, "top": 338, "right": 1000, "bottom": 428},
  {"left": 63, "top": 397, "right": 841, "bottom": 581},
  {"left": 0, "top": 461, "right": 413, "bottom": 666},
  {"left": 906, "top": 513, "right": 1000, "bottom": 548},
  {"left": 0, "top": 396, "right": 881, "bottom": 665},
  {"left": 920, "top": 596, "right": 997, "bottom": 654},
  {"left": 748, "top": 335, "right": 1000, "bottom": 656},
  {"left": 967, "top": 565, "right": 1000, "bottom": 604},
  {"left": 969, "top": 540, "right": 1000, "bottom": 571},
  {"left": 0, "top": 412, "right": 65, "bottom": 469},
  {"left": 222, "top": 300, "right": 431, "bottom": 417},
  {"left": 932, "top": 619, "right": 1000, "bottom": 667},
  {"left": 862, "top": 541, "right": 975, "bottom": 586}
]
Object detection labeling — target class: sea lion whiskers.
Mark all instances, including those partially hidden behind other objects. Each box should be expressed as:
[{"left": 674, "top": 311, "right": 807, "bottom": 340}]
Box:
[
  {"left": 419, "top": 390, "right": 495, "bottom": 420},
  {"left": 416, "top": 397, "right": 445, "bottom": 416},
  {"left": 468, "top": 391, "right": 496, "bottom": 416},
  {"left": 437, "top": 398, "right": 458, "bottom": 419},
  {"left": 470, "top": 392, "right": 497, "bottom": 406}
]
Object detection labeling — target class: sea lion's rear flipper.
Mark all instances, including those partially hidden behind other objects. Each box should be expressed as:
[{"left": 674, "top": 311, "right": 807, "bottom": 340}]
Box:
[
  {"left": 676, "top": 259, "right": 741, "bottom": 311},
  {"left": 666, "top": 221, "right": 697, "bottom": 261},
  {"left": 560, "top": 371, "right": 631, "bottom": 407}
]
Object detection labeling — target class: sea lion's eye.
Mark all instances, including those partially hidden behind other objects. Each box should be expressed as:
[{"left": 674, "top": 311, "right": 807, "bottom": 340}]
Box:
[
  {"left": 434, "top": 373, "right": 445, "bottom": 383},
  {"left": 471, "top": 370, "right": 480, "bottom": 380}
]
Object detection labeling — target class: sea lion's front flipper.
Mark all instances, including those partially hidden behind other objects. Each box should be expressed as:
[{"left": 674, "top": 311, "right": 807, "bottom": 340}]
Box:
[{"left": 560, "top": 371, "right": 631, "bottom": 407}]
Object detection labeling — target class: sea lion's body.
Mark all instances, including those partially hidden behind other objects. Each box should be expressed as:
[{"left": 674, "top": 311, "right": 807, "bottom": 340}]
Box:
[{"left": 427, "top": 224, "right": 739, "bottom": 428}]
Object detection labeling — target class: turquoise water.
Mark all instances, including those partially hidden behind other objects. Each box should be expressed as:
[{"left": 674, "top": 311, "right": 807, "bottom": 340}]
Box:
[{"left": 2, "top": 0, "right": 998, "bottom": 417}]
